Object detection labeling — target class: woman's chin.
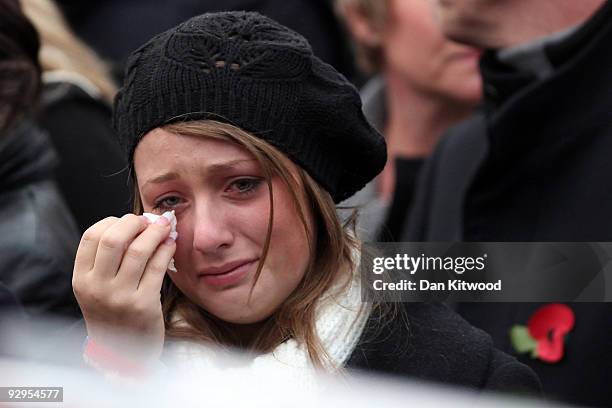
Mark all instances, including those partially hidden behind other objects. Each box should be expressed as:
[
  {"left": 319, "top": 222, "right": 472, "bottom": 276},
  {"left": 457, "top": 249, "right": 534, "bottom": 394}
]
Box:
[{"left": 196, "top": 295, "right": 274, "bottom": 325}]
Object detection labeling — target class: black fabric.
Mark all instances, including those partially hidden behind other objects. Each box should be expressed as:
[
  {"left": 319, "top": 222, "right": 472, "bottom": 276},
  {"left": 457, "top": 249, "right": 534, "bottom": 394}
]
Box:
[
  {"left": 56, "top": 0, "right": 357, "bottom": 83},
  {"left": 38, "top": 82, "right": 131, "bottom": 233},
  {"left": 347, "top": 302, "right": 541, "bottom": 394},
  {"left": 0, "top": 282, "right": 23, "bottom": 313},
  {"left": 0, "top": 119, "right": 81, "bottom": 318},
  {"left": 0, "top": 120, "right": 57, "bottom": 193},
  {"left": 403, "top": 2, "right": 612, "bottom": 406},
  {"left": 112, "top": 11, "right": 386, "bottom": 203},
  {"left": 404, "top": 113, "right": 488, "bottom": 242},
  {"left": 378, "top": 158, "right": 424, "bottom": 242}
]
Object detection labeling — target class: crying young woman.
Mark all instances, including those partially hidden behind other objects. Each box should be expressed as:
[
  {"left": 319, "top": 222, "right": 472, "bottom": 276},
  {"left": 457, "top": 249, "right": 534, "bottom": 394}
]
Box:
[{"left": 72, "top": 11, "right": 540, "bottom": 394}]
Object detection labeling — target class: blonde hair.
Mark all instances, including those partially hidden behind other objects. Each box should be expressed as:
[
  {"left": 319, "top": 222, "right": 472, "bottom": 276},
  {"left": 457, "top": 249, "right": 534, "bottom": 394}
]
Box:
[
  {"left": 20, "top": 0, "right": 117, "bottom": 105},
  {"left": 335, "top": 0, "right": 388, "bottom": 74},
  {"left": 132, "top": 120, "right": 364, "bottom": 369}
]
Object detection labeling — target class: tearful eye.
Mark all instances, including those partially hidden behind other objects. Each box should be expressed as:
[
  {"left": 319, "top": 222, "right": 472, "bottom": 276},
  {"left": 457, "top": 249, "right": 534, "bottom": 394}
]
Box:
[
  {"left": 227, "top": 178, "right": 262, "bottom": 195},
  {"left": 153, "top": 196, "right": 181, "bottom": 211}
]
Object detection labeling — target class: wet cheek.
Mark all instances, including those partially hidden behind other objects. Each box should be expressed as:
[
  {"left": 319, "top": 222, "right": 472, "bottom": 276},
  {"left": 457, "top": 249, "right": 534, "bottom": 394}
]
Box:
[
  {"left": 232, "top": 204, "right": 272, "bottom": 240},
  {"left": 270, "top": 210, "right": 310, "bottom": 271},
  {"left": 171, "top": 222, "right": 195, "bottom": 273},
  {"left": 167, "top": 270, "right": 190, "bottom": 297}
]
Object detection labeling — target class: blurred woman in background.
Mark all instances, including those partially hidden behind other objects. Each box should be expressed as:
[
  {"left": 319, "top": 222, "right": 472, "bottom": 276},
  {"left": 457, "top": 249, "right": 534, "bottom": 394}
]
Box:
[{"left": 337, "top": 0, "right": 482, "bottom": 241}]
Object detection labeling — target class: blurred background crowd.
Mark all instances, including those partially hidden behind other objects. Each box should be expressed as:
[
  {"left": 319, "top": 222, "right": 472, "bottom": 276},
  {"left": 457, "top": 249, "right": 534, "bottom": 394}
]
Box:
[{"left": 1, "top": 0, "right": 611, "bottom": 407}]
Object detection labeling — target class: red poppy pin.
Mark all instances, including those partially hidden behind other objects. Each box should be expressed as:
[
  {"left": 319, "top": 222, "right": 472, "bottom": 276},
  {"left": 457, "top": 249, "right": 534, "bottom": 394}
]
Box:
[{"left": 510, "top": 303, "right": 575, "bottom": 363}]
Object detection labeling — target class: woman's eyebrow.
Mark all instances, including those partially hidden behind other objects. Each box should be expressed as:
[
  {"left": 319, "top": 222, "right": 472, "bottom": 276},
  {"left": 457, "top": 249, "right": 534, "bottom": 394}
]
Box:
[
  {"left": 206, "top": 159, "right": 258, "bottom": 175},
  {"left": 142, "top": 171, "right": 180, "bottom": 191},
  {"left": 141, "top": 159, "right": 257, "bottom": 191}
]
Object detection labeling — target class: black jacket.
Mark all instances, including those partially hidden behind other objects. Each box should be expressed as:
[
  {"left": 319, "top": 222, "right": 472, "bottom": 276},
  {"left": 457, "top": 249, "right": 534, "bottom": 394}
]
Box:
[
  {"left": 404, "top": 2, "right": 612, "bottom": 406},
  {"left": 0, "top": 120, "right": 81, "bottom": 318},
  {"left": 0, "top": 282, "right": 23, "bottom": 314},
  {"left": 39, "top": 82, "right": 131, "bottom": 232},
  {"left": 347, "top": 302, "right": 540, "bottom": 394},
  {"left": 56, "top": 0, "right": 356, "bottom": 83}
]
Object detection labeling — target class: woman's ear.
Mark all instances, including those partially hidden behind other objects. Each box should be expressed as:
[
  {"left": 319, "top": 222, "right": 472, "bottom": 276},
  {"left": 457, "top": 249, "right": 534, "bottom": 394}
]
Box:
[{"left": 338, "top": 3, "right": 383, "bottom": 48}]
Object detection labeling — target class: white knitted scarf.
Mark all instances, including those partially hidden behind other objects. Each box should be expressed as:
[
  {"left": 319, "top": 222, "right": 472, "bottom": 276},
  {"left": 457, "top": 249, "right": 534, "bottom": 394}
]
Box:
[{"left": 163, "top": 272, "right": 370, "bottom": 389}]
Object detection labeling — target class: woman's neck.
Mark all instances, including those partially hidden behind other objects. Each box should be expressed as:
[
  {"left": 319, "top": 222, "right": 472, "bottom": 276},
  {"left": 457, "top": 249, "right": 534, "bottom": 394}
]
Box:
[
  {"left": 223, "top": 320, "right": 269, "bottom": 349},
  {"left": 383, "top": 68, "right": 475, "bottom": 158},
  {"left": 377, "top": 68, "right": 477, "bottom": 201}
]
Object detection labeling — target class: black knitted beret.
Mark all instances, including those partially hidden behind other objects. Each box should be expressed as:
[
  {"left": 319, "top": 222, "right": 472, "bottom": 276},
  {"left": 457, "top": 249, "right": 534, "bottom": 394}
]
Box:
[{"left": 113, "top": 11, "right": 386, "bottom": 202}]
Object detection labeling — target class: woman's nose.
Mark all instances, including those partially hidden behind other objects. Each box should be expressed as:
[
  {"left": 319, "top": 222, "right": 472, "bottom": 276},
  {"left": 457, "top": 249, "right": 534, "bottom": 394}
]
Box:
[{"left": 191, "top": 202, "right": 234, "bottom": 254}]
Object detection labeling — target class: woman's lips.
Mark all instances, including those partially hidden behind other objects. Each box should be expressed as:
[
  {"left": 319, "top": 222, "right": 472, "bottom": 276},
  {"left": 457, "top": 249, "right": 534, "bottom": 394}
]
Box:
[
  {"left": 198, "top": 260, "right": 257, "bottom": 287},
  {"left": 450, "top": 48, "right": 483, "bottom": 62}
]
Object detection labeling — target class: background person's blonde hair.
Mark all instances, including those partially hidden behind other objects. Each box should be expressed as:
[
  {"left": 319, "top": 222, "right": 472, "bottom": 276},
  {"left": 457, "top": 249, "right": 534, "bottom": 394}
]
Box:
[
  {"left": 20, "top": 0, "right": 117, "bottom": 105},
  {"left": 335, "top": 0, "right": 388, "bottom": 74},
  {"left": 132, "top": 120, "right": 365, "bottom": 369}
]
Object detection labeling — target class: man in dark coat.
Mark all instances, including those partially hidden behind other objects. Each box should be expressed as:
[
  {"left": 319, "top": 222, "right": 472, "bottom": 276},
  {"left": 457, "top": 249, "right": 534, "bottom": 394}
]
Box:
[{"left": 404, "top": 0, "right": 612, "bottom": 406}]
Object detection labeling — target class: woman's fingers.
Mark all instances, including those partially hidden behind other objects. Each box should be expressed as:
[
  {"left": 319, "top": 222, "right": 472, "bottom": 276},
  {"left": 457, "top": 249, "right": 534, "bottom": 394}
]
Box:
[
  {"left": 92, "top": 214, "right": 149, "bottom": 280},
  {"left": 73, "top": 213, "right": 173, "bottom": 364},
  {"left": 74, "top": 217, "right": 120, "bottom": 274},
  {"left": 113, "top": 216, "right": 173, "bottom": 289},
  {"left": 137, "top": 237, "right": 176, "bottom": 294}
]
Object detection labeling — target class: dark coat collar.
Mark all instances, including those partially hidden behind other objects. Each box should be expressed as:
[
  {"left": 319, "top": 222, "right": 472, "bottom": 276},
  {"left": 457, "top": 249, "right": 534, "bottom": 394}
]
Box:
[
  {"left": 470, "top": 1, "right": 612, "bottom": 174},
  {"left": 0, "top": 119, "right": 58, "bottom": 193},
  {"left": 479, "top": 0, "right": 612, "bottom": 111}
]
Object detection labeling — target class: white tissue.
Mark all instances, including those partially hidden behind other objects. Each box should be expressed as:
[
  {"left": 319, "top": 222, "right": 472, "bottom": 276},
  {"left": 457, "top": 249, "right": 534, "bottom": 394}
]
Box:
[{"left": 142, "top": 210, "right": 178, "bottom": 273}]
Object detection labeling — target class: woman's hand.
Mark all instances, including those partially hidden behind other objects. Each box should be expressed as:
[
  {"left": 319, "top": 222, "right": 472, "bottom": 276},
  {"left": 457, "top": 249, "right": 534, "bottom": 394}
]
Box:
[{"left": 72, "top": 212, "right": 176, "bottom": 363}]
